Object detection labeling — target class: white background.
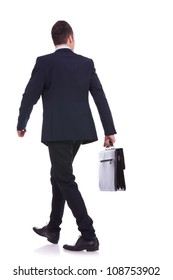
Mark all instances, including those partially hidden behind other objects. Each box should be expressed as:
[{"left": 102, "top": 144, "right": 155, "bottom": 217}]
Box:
[{"left": 0, "top": 0, "right": 173, "bottom": 279}]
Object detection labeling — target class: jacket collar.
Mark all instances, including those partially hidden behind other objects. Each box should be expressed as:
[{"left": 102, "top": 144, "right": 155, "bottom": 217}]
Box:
[{"left": 55, "top": 48, "right": 73, "bottom": 54}]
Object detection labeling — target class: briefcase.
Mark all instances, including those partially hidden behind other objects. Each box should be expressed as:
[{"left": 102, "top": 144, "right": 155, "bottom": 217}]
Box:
[{"left": 99, "top": 147, "right": 126, "bottom": 191}]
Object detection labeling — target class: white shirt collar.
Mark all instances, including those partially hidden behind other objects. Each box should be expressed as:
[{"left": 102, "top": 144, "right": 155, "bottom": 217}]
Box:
[{"left": 55, "top": 45, "right": 71, "bottom": 51}]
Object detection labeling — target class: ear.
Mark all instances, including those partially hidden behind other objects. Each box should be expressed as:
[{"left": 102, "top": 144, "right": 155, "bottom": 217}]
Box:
[{"left": 68, "top": 35, "right": 73, "bottom": 43}]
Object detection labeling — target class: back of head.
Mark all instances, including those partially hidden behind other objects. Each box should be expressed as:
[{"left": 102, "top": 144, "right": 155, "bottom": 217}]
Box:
[{"left": 51, "top": 20, "right": 73, "bottom": 45}]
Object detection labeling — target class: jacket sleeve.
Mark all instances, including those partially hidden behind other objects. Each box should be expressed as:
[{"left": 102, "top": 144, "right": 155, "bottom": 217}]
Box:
[
  {"left": 17, "top": 58, "right": 45, "bottom": 130},
  {"left": 89, "top": 60, "right": 117, "bottom": 135}
]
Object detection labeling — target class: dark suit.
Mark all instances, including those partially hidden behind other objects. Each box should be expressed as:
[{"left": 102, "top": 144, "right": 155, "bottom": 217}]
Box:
[
  {"left": 17, "top": 48, "right": 116, "bottom": 143},
  {"left": 17, "top": 48, "right": 116, "bottom": 239}
]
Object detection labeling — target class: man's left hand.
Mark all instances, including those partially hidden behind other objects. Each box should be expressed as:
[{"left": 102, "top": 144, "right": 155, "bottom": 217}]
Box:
[{"left": 17, "top": 129, "right": 26, "bottom": 137}]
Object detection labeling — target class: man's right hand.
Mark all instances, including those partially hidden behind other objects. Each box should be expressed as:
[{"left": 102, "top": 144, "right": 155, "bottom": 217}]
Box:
[{"left": 104, "top": 135, "right": 116, "bottom": 147}]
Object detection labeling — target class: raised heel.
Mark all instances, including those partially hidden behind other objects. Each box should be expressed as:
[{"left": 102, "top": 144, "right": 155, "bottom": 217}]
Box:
[{"left": 47, "top": 237, "right": 58, "bottom": 244}]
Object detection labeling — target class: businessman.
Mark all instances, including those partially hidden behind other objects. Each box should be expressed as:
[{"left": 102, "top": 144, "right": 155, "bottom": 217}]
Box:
[{"left": 17, "top": 20, "right": 116, "bottom": 251}]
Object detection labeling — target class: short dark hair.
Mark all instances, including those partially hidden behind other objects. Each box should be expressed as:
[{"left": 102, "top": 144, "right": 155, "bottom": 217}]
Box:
[{"left": 51, "top": 20, "right": 73, "bottom": 45}]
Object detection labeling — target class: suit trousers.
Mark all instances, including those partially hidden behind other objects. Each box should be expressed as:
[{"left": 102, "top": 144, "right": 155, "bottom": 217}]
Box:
[{"left": 47, "top": 141, "right": 96, "bottom": 240}]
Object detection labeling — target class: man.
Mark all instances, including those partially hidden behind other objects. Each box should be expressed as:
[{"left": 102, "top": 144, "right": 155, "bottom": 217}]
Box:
[{"left": 17, "top": 20, "right": 116, "bottom": 251}]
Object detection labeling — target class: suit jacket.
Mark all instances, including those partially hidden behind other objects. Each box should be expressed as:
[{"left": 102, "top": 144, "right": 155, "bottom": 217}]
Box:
[{"left": 17, "top": 48, "right": 116, "bottom": 145}]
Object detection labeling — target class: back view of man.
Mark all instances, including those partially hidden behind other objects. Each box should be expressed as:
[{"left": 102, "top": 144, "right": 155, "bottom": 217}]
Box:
[{"left": 17, "top": 20, "right": 116, "bottom": 251}]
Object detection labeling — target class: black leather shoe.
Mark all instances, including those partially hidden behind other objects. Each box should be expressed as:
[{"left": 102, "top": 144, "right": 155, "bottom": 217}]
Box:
[
  {"left": 63, "top": 236, "right": 99, "bottom": 251},
  {"left": 33, "top": 225, "right": 59, "bottom": 244}
]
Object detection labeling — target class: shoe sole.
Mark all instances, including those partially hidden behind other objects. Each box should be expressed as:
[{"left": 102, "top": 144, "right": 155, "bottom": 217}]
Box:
[
  {"left": 86, "top": 247, "right": 99, "bottom": 252},
  {"left": 63, "top": 245, "right": 99, "bottom": 251}
]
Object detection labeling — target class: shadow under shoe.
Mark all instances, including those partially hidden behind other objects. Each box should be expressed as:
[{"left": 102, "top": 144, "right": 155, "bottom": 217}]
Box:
[
  {"left": 33, "top": 225, "right": 60, "bottom": 244},
  {"left": 63, "top": 236, "right": 99, "bottom": 251}
]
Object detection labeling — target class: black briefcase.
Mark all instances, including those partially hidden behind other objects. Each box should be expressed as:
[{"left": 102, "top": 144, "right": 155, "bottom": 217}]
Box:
[{"left": 99, "top": 147, "right": 126, "bottom": 191}]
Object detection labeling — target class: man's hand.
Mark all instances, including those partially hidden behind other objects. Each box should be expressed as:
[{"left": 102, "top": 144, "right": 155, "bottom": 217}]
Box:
[
  {"left": 104, "top": 135, "right": 116, "bottom": 147},
  {"left": 17, "top": 129, "right": 26, "bottom": 137}
]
